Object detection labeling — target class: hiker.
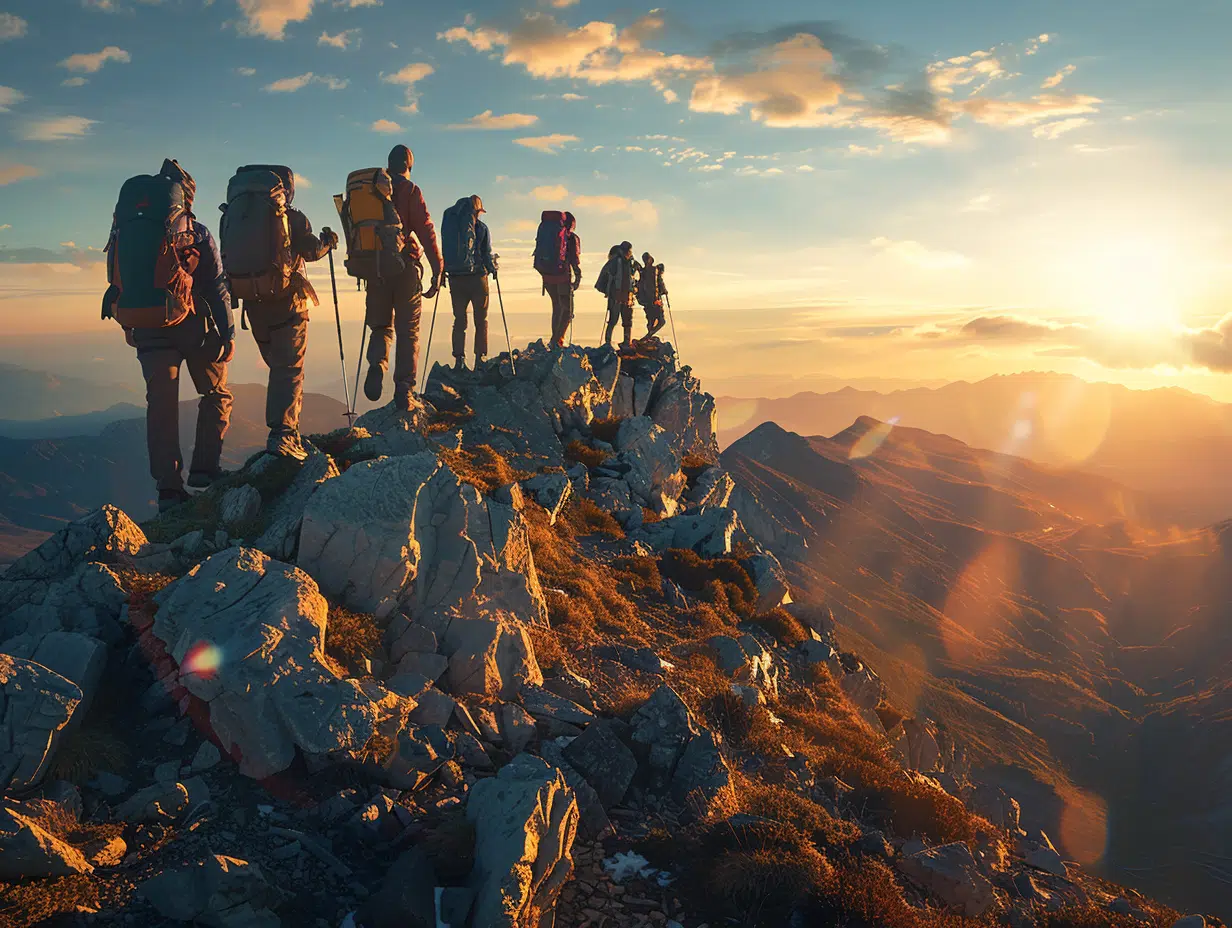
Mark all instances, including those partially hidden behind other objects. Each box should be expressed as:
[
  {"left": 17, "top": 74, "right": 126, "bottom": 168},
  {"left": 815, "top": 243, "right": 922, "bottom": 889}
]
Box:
[
  {"left": 636, "top": 252, "right": 668, "bottom": 341},
  {"left": 441, "top": 194, "right": 498, "bottom": 371},
  {"left": 362, "top": 144, "right": 442, "bottom": 410},
  {"left": 533, "top": 210, "right": 581, "bottom": 349},
  {"left": 220, "top": 165, "right": 337, "bottom": 461},
  {"left": 102, "top": 159, "right": 235, "bottom": 512},
  {"left": 596, "top": 241, "right": 638, "bottom": 350}
]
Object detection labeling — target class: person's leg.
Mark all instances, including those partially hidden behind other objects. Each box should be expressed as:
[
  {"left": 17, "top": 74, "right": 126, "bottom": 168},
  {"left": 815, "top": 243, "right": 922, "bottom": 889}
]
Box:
[
  {"left": 184, "top": 330, "right": 235, "bottom": 478},
  {"left": 474, "top": 277, "right": 490, "bottom": 361},
  {"left": 620, "top": 298, "right": 635, "bottom": 349},
  {"left": 365, "top": 281, "right": 395, "bottom": 401},
  {"left": 391, "top": 266, "right": 424, "bottom": 403},
  {"left": 604, "top": 295, "right": 619, "bottom": 346},
  {"left": 138, "top": 348, "right": 186, "bottom": 495},
  {"left": 549, "top": 287, "right": 566, "bottom": 346},
  {"left": 450, "top": 279, "right": 469, "bottom": 363},
  {"left": 258, "top": 317, "right": 308, "bottom": 456}
]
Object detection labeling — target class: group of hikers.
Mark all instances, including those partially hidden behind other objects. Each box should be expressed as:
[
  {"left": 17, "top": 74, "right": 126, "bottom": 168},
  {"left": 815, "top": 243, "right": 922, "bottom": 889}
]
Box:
[{"left": 100, "top": 146, "right": 672, "bottom": 511}]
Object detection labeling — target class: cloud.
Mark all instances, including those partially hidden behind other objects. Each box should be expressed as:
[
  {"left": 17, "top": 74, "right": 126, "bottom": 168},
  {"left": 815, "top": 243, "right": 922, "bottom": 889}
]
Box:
[
  {"left": 236, "top": 66, "right": 257, "bottom": 76},
  {"left": 0, "top": 164, "right": 40, "bottom": 186},
  {"left": 236, "top": 0, "right": 315, "bottom": 40},
  {"left": 530, "top": 184, "right": 570, "bottom": 201},
  {"left": 0, "top": 12, "right": 27, "bottom": 40},
  {"left": 21, "top": 116, "right": 98, "bottom": 141},
  {"left": 561, "top": 92, "right": 587, "bottom": 101},
  {"left": 60, "top": 46, "right": 131, "bottom": 73},
  {"left": 545, "top": 0, "right": 579, "bottom": 7},
  {"left": 574, "top": 194, "right": 658, "bottom": 225},
  {"left": 294, "top": 173, "right": 311, "bottom": 188},
  {"left": 0, "top": 224, "right": 10, "bottom": 231},
  {"left": 319, "top": 28, "right": 360, "bottom": 48},
  {"left": 959, "top": 315, "right": 1082, "bottom": 340},
  {"left": 514, "top": 133, "right": 579, "bottom": 153},
  {"left": 1033, "top": 117, "right": 1088, "bottom": 140},
  {"left": 371, "top": 118, "right": 402, "bottom": 134},
  {"left": 927, "top": 49, "right": 1005, "bottom": 94},
  {"left": 871, "top": 237, "right": 970, "bottom": 270},
  {"left": 962, "top": 193, "right": 993, "bottom": 212},
  {"left": 0, "top": 86, "right": 24, "bottom": 112},
  {"left": 797, "top": 164, "right": 815, "bottom": 172},
  {"left": 447, "top": 110, "right": 539, "bottom": 130},
  {"left": 1024, "top": 33, "right": 1051, "bottom": 56},
  {"left": 1042, "top": 64, "right": 1076, "bottom": 90},
  {"left": 382, "top": 62, "right": 434, "bottom": 113},
  {"left": 440, "top": 11, "right": 710, "bottom": 99},
  {"left": 62, "top": 77, "right": 89, "bottom": 88},
  {"left": 957, "top": 92, "right": 1101, "bottom": 128},
  {"left": 263, "top": 71, "right": 347, "bottom": 92},
  {"left": 1182, "top": 315, "right": 1232, "bottom": 372},
  {"left": 845, "top": 143, "right": 883, "bottom": 157}
]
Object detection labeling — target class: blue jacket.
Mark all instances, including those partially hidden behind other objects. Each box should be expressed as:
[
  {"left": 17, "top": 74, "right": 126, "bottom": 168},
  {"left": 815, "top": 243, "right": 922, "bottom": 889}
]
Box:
[
  {"left": 190, "top": 221, "right": 234, "bottom": 340},
  {"left": 474, "top": 219, "right": 497, "bottom": 277}
]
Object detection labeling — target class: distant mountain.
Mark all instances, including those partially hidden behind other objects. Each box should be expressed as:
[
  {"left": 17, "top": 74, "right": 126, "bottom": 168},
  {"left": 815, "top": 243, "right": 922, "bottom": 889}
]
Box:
[
  {"left": 0, "top": 362, "right": 142, "bottom": 421},
  {"left": 718, "top": 372, "right": 1232, "bottom": 525},
  {"left": 0, "top": 403, "right": 145, "bottom": 439},
  {"left": 0, "top": 383, "right": 349, "bottom": 562},
  {"left": 727, "top": 417, "right": 1232, "bottom": 915}
]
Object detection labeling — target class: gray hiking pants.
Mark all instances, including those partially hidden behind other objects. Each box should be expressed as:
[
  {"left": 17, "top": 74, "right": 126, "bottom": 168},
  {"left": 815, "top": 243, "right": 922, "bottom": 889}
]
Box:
[
  {"left": 134, "top": 313, "right": 233, "bottom": 492},
  {"left": 365, "top": 264, "right": 423, "bottom": 395},
  {"left": 247, "top": 295, "right": 308, "bottom": 440},
  {"left": 547, "top": 282, "right": 574, "bottom": 345},
  {"left": 449, "top": 274, "right": 489, "bottom": 360}
]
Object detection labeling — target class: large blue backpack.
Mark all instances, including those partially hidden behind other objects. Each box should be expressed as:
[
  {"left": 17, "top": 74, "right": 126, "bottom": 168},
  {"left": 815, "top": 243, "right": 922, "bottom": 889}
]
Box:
[
  {"left": 103, "top": 160, "right": 197, "bottom": 329},
  {"left": 441, "top": 197, "right": 478, "bottom": 274}
]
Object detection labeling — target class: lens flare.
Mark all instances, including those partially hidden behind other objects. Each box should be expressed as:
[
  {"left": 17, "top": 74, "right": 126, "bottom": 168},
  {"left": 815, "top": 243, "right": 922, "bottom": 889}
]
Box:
[
  {"left": 849, "top": 417, "right": 897, "bottom": 460},
  {"left": 182, "top": 641, "right": 224, "bottom": 678}
]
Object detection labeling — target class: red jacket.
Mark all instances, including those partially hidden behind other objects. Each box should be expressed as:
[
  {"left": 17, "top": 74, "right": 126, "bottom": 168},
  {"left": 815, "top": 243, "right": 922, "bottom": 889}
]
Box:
[{"left": 392, "top": 177, "right": 442, "bottom": 278}]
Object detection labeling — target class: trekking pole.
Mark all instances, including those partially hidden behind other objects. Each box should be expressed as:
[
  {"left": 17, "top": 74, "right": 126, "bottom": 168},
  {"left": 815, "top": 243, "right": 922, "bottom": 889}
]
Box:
[
  {"left": 323, "top": 230, "right": 355, "bottom": 428},
  {"left": 421, "top": 276, "right": 441, "bottom": 394},
  {"left": 493, "top": 264, "right": 516, "bottom": 375},
  {"left": 666, "top": 293, "right": 681, "bottom": 361},
  {"left": 352, "top": 324, "right": 367, "bottom": 419}
]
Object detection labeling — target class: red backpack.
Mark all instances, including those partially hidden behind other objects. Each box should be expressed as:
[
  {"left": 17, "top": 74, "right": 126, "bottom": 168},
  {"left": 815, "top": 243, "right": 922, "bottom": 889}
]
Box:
[{"left": 533, "top": 210, "right": 576, "bottom": 278}]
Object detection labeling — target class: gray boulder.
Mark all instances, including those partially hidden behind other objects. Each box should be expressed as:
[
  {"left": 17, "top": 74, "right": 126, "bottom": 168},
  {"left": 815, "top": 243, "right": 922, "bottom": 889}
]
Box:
[
  {"left": 139, "top": 855, "right": 283, "bottom": 927},
  {"left": 467, "top": 754, "right": 578, "bottom": 928},
  {"left": 685, "top": 466, "right": 734, "bottom": 511},
  {"left": 743, "top": 552, "right": 792, "bottom": 613},
  {"left": 220, "top": 485, "right": 262, "bottom": 529},
  {"left": 0, "top": 654, "right": 82, "bottom": 792},
  {"left": 672, "top": 728, "right": 733, "bottom": 820},
  {"left": 441, "top": 609, "right": 543, "bottom": 700},
  {"left": 707, "top": 634, "right": 778, "bottom": 699},
  {"left": 151, "top": 547, "right": 416, "bottom": 780},
  {"left": 521, "top": 473, "right": 572, "bottom": 525},
  {"left": 0, "top": 631, "right": 106, "bottom": 719},
  {"left": 897, "top": 842, "right": 995, "bottom": 916},
  {"left": 563, "top": 721, "right": 636, "bottom": 809},
  {"left": 254, "top": 442, "right": 340, "bottom": 561},
  {"left": 630, "top": 684, "right": 700, "bottom": 781},
  {"left": 614, "top": 417, "right": 686, "bottom": 514},
  {"left": 970, "top": 784, "right": 1022, "bottom": 833},
  {"left": 648, "top": 368, "right": 719, "bottom": 463},
  {"left": 521, "top": 684, "right": 595, "bottom": 726},
  {"left": 0, "top": 561, "right": 129, "bottom": 645},
  {"left": 0, "top": 800, "right": 94, "bottom": 879}
]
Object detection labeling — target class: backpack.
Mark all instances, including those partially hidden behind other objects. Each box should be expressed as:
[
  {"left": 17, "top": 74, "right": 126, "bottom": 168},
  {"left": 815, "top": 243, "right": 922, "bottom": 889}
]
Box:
[
  {"left": 441, "top": 197, "right": 478, "bottom": 275},
  {"left": 341, "top": 168, "right": 406, "bottom": 283},
  {"left": 219, "top": 166, "right": 295, "bottom": 303},
  {"left": 534, "top": 210, "right": 575, "bottom": 278},
  {"left": 637, "top": 264, "right": 661, "bottom": 307},
  {"left": 103, "top": 170, "right": 196, "bottom": 329}
]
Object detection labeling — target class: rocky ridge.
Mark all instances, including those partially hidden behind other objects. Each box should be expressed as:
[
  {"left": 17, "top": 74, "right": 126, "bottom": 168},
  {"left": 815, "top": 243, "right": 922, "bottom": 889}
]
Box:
[{"left": 0, "top": 338, "right": 1216, "bottom": 928}]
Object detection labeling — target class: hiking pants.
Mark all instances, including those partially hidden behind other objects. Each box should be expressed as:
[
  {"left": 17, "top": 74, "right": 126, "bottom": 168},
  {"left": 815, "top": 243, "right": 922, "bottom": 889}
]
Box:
[
  {"left": 449, "top": 274, "right": 489, "bottom": 360},
  {"left": 365, "top": 264, "right": 423, "bottom": 395},
  {"left": 547, "top": 282, "right": 574, "bottom": 345},
  {"left": 134, "top": 314, "right": 233, "bottom": 492},
  {"left": 643, "top": 301, "right": 665, "bottom": 336},
  {"left": 606, "top": 293, "right": 634, "bottom": 329},
  {"left": 248, "top": 296, "right": 308, "bottom": 440}
]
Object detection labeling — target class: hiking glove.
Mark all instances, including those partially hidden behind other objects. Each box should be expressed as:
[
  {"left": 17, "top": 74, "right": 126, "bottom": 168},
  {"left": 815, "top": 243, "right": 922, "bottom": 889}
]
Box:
[
  {"left": 321, "top": 229, "right": 339, "bottom": 250},
  {"left": 424, "top": 276, "right": 440, "bottom": 300},
  {"left": 217, "top": 340, "right": 236, "bottom": 364}
]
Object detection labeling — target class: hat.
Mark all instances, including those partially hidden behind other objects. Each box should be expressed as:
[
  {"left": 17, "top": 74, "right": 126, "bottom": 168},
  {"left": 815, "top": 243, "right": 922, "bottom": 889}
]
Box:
[
  {"left": 470, "top": 195, "right": 485, "bottom": 214},
  {"left": 159, "top": 158, "right": 196, "bottom": 205},
  {"left": 387, "top": 144, "right": 414, "bottom": 174},
  {"left": 620, "top": 241, "right": 633, "bottom": 253},
  {"left": 642, "top": 252, "right": 654, "bottom": 264}
]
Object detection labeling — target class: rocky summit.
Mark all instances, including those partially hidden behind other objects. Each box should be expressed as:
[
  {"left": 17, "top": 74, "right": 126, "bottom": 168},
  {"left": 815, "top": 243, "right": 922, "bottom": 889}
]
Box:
[{"left": 0, "top": 338, "right": 1219, "bottom": 928}]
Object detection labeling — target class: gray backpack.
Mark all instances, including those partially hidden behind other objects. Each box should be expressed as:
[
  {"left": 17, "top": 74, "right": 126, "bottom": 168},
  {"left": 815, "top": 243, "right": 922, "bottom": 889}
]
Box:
[{"left": 219, "top": 166, "right": 295, "bottom": 303}]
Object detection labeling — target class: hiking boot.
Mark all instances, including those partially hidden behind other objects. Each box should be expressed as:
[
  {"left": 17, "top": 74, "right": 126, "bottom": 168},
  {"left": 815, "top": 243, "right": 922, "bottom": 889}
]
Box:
[
  {"left": 454, "top": 356, "right": 467, "bottom": 372},
  {"left": 364, "top": 364, "right": 384, "bottom": 402},
  {"left": 267, "top": 432, "right": 309, "bottom": 462},
  {"left": 187, "top": 468, "right": 226, "bottom": 490},
  {"left": 475, "top": 355, "right": 486, "bottom": 369},
  {"left": 158, "top": 488, "right": 191, "bottom": 513},
  {"left": 395, "top": 391, "right": 422, "bottom": 413}
]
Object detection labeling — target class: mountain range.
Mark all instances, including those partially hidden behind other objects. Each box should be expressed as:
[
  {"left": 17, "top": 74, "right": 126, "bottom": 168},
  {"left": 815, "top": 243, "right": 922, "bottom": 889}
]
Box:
[
  {"left": 725, "top": 416, "right": 1232, "bottom": 915},
  {"left": 719, "top": 372, "right": 1232, "bottom": 526}
]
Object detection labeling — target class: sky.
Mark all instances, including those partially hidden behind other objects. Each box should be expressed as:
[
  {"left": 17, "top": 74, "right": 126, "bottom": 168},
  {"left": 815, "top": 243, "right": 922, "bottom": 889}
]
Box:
[{"left": 2, "top": 0, "right": 1232, "bottom": 403}]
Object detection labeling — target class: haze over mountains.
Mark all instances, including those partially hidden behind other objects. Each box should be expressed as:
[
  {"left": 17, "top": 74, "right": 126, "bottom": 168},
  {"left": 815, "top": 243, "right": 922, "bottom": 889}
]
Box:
[
  {"left": 725, "top": 417, "right": 1232, "bottom": 916},
  {"left": 720, "top": 372, "right": 1232, "bottom": 526}
]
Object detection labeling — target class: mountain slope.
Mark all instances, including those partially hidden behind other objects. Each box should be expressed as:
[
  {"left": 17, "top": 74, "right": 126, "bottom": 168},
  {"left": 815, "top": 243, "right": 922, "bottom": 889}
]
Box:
[
  {"left": 0, "top": 363, "right": 142, "bottom": 421},
  {"left": 725, "top": 417, "right": 1232, "bottom": 916}
]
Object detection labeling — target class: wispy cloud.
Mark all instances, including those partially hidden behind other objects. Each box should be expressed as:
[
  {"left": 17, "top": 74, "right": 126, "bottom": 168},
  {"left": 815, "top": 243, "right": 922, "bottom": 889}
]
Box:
[
  {"left": 62, "top": 77, "right": 89, "bottom": 88},
  {"left": 21, "top": 116, "right": 98, "bottom": 141},
  {"left": 381, "top": 62, "right": 434, "bottom": 113},
  {"left": 514, "top": 133, "right": 579, "bottom": 153},
  {"left": 957, "top": 92, "right": 1101, "bottom": 128},
  {"left": 236, "top": 0, "right": 315, "bottom": 40},
  {"left": 1033, "top": 117, "right": 1089, "bottom": 140},
  {"left": 371, "top": 118, "right": 402, "bottom": 134},
  {"left": 0, "top": 12, "right": 27, "bottom": 40},
  {"left": 872, "top": 237, "right": 971, "bottom": 270},
  {"left": 1042, "top": 64, "right": 1076, "bottom": 90},
  {"left": 574, "top": 194, "right": 659, "bottom": 226},
  {"left": 319, "top": 28, "right": 360, "bottom": 49},
  {"left": 447, "top": 111, "right": 539, "bottom": 130},
  {"left": 235, "top": 66, "right": 257, "bottom": 77},
  {"left": 263, "top": 72, "right": 348, "bottom": 92},
  {"left": 0, "top": 164, "right": 41, "bottom": 186},
  {"left": 530, "top": 184, "right": 570, "bottom": 201},
  {"left": 60, "top": 46, "right": 131, "bottom": 73},
  {"left": 0, "top": 86, "right": 25, "bottom": 112}
]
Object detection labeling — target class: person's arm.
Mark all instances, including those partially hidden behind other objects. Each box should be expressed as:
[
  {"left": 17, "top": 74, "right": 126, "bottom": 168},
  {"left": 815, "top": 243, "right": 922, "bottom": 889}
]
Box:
[
  {"left": 478, "top": 221, "right": 497, "bottom": 276},
  {"left": 569, "top": 233, "right": 582, "bottom": 289},
  {"left": 194, "top": 226, "right": 234, "bottom": 342},
  {"left": 289, "top": 209, "right": 333, "bottom": 262},
  {"left": 659, "top": 268, "right": 668, "bottom": 296},
  {"left": 408, "top": 185, "right": 443, "bottom": 280}
]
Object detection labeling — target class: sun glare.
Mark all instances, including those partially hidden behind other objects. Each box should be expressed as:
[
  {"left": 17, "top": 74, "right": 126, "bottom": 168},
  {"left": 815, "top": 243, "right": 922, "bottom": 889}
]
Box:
[{"left": 1083, "top": 238, "right": 1183, "bottom": 332}]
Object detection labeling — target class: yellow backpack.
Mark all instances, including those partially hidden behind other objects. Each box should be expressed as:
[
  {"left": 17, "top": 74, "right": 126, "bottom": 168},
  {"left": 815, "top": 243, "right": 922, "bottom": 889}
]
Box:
[{"left": 338, "top": 168, "right": 406, "bottom": 283}]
